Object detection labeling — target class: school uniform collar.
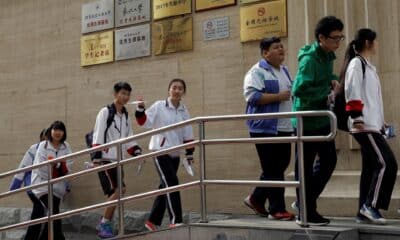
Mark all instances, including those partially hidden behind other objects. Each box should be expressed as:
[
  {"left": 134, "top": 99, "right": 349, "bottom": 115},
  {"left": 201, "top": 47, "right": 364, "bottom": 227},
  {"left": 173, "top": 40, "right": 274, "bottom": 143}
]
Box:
[
  {"left": 110, "top": 102, "right": 127, "bottom": 115},
  {"left": 259, "top": 59, "right": 287, "bottom": 78},
  {"left": 259, "top": 59, "right": 286, "bottom": 71},
  {"left": 165, "top": 97, "right": 185, "bottom": 111},
  {"left": 45, "top": 140, "right": 67, "bottom": 151}
]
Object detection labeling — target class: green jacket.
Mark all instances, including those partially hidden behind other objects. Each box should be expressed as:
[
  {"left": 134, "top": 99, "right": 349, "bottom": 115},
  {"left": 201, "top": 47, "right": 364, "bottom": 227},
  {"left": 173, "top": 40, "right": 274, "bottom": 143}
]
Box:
[{"left": 292, "top": 41, "right": 338, "bottom": 131}]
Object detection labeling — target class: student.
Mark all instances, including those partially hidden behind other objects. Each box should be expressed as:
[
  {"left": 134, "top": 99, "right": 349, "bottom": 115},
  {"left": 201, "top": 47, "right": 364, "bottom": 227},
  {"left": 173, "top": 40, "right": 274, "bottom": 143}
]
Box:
[
  {"left": 292, "top": 16, "right": 344, "bottom": 225},
  {"left": 31, "top": 121, "right": 72, "bottom": 240},
  {"left": 92, "top": 82, "right": 142, "bottom": 238},
  {"left": 342, "top": 28, "right": 397, "bottom": 224},
  {"left": 243, "top": 37, "right": 294, "bottom": 220},
  {"left": 135, "top": 78, "right": 194, "bottom": 231},
  {"left": 9, "top": 128, "right": 47, "bottom": 240}
]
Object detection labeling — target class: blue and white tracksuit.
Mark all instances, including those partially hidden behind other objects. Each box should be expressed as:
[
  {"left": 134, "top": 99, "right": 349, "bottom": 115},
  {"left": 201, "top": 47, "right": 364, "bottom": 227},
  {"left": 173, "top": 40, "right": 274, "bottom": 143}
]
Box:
[
  {"left": 244, "top": 59, "right": 293, "bottom": 134},
  {"left": 9, "top": 143, "right": 40, "bottom": 195},
  {"left": 243, "top": 59, "right": 294, "bottom": 214}
]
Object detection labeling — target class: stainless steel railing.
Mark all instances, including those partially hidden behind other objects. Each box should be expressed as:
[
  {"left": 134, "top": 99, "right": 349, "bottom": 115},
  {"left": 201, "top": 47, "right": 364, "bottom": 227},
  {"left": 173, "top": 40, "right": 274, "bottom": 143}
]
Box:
[{"left": 0, "top": 111, "right": 337, "bottom": 238}]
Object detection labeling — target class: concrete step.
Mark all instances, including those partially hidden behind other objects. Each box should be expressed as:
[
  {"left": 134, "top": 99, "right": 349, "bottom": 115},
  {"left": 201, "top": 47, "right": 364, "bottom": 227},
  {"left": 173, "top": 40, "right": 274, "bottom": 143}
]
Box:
[
  {"left": 286, "top": 170, "right": 400, "bottom": 198},
  {"left": 0, "top": 230, "right": 97, "bottom": 240},
  {"left": 117, "top": 216, "right": 400, "bottom": 240},
  {"left": 283, "top": 170, "right": 400, "bottom": 217}
]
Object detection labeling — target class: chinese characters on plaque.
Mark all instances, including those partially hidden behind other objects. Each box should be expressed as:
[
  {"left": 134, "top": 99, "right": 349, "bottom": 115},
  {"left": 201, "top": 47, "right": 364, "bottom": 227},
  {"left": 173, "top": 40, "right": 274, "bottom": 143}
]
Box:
[
  {"left": 195, "top": 0, "right": 236, "bottom": 12},
  {"left": 115, "top": 24, "right": 151, "bottom": 60},
  {"left": 82, "top": 0, "right": 114, "bottom": 33},
  {"left": 240, "top": 0, "right": 287, "bottom": 42},
  {"left": 115, "top": 0, "right": 151, "bottom": 27},
  {"left": 152, "top": 17, "right": 193, "bottom": 55},
  {"left": 81, "top": 31, "right": 114, "bottom": 66},
  {"left": 203, "top": 16, "right": 229, "bottom": 41},
  {"left": 153, "top": 0, "right": 192, "bottom": 20},
  {"left": 80, "top": 0, "right": 287, "bottom": 67}
]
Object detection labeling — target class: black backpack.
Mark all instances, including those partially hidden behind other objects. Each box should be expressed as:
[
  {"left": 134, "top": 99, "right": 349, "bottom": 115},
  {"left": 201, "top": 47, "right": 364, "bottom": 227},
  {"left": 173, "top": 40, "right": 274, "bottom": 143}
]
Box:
[
  {"left": 333, "top": 55, "right": 366, "bottom": 132},
  {"left": 85, "top": 104, "right": 129, "bottom": 160}
]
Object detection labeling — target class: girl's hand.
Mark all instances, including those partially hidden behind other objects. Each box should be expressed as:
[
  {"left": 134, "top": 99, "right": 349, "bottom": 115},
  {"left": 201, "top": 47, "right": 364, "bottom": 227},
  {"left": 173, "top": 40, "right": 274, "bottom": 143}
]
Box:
[
  {"left": 136, "top": 96, "right": 145, "bottom": 109},
  {"left": 353, "top": 122, "right": 364, "bottom": 130}
]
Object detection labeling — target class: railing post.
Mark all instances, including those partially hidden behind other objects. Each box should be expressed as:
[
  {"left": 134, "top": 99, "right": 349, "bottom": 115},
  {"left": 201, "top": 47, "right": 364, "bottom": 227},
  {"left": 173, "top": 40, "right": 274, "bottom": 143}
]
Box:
[
  {"left": 117, "top": 143, "right": 125, "bottom": 236},
  {"left": 199, "top": 120, "right": 208, "bottom": 223},
  {"left": 48, "top": 164, "right": 54, "bottom": 240},
  {"left": 296, "top": 116, "right": 308, "bottom": 227}
]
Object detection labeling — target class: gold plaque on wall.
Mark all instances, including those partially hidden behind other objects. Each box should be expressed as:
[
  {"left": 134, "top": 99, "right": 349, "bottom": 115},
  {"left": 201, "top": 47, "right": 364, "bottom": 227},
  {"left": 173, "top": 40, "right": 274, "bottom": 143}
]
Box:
[
  {"left": 152, "top": 16, "right": 193, "bottom": 55},
  {"left": 153, "top": 0, "right": 191, "bottom": 20},
  {"left": 195, "top": 0, "right": 236, "bottom": 12},
  {"left": 81, "top": 31, "right": 114, "bottom": 66},
  {"left": 240, "top": 0, "right": 287, "bottom": 42},
  {"left": 239, "top": 0, "right": 262, "bottom": 5}
]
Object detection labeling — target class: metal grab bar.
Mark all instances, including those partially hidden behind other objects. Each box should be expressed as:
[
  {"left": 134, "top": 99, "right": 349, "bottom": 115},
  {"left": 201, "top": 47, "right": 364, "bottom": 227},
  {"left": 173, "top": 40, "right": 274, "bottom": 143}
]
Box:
[
  {"left": 0, "top": 111, "right": 337, "bottom": 237},
  {"left": 0, "top": 111, "right": 335, "bottom": 179}
]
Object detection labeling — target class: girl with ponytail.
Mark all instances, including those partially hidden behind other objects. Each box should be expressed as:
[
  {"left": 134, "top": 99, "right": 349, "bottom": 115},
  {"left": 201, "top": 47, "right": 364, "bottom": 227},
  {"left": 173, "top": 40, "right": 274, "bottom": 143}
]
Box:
[{"left": 342, "top": 28, "right": 397, "bottom": 225}]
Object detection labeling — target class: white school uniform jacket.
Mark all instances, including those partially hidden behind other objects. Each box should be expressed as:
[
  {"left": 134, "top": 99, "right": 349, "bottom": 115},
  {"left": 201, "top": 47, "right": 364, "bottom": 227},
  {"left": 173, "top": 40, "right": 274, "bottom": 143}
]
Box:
[
  {"left": 345, "top": 57, "right": 385, "bottom": 133},
  {"left": 31, "top": 141, "right": 72, "bottom": 199},
  {"left": 92, "top": 106, "right": 138, "bottom": 161},
  {"left": 140, "top": 98, "right": 194, "bottom": 157}
]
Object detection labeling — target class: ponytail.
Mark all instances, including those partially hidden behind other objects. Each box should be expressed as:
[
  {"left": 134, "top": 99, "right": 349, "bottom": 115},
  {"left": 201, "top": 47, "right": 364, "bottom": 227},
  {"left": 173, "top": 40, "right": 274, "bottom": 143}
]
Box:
[
  {"left": 339, "top": 40, "right": 357, "bottom": 83},
  {"left": 339, "top": 28, "right": 377, "bottom": 83}
]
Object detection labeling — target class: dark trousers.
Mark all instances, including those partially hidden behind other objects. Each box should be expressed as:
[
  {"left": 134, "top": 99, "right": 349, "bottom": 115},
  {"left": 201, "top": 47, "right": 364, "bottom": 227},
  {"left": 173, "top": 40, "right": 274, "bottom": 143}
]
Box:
[
  {"left": 35, "top": 194, "right": 65, "bottom": 240},
  {"left": 24, "top": 193, "right": 43, "bottom": 240},
  {"left": 149, "top": 155, "right": 182, "bottom": 225},
  {"left": 295, "top": 125, "right": 337, "bottom": 217},
  {"left": 353, "top": 132, "right": 397, "bottom": 210},
  {"left": 250, "top": 132, "right": 292, "bottom": 214}
]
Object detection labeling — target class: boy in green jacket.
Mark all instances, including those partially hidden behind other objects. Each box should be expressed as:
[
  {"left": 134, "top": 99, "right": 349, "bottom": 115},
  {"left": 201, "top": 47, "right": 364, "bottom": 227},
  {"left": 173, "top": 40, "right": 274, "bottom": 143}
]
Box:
[{"left": 292, "top": 16, "right": 344, "bottom": 226}]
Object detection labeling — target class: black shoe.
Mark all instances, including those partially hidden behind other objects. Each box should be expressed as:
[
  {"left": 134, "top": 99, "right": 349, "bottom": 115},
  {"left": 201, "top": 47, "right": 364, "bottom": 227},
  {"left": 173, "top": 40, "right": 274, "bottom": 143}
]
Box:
[{"left": 308, "top": 213, "right": 330, "bottom": 226}]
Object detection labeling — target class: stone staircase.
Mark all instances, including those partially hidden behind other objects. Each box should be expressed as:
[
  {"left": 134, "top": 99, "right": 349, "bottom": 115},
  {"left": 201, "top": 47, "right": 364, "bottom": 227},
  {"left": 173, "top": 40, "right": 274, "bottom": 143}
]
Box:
[
  {"left": 2, "top": 209, "right": 400, "bottom": 240},
  {"left": 0, "top": 209, "right": 232, "bottom": 240},
  {"left": 285, "top": 170, "right": 400, "bottom": 218},
  {"left": 118, "top": 215, "right": 400, "bottom": 240}
]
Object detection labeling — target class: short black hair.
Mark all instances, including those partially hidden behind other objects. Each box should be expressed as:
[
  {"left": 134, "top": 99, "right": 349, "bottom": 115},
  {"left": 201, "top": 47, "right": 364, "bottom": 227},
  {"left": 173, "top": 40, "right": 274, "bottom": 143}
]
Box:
[
  {"left": 259, "top": 37, "right": 281, "bottom": 54},
  {"left": 315, "top": 16, "right": 344, "bottom": 41},
  {"left": 47, "top": 121, "right": 67, "bottom": 143},
  {"left": 114, "top": 82, "right": 132, "bottom": 93}
]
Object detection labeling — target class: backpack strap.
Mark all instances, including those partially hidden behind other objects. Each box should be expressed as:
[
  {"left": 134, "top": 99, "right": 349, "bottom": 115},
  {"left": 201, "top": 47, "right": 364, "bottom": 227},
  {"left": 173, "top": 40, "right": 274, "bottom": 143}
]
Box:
[
  {"left": 104, "top": 103, "right": 129, "bottom": 143},
  {"left": 356, "top": 55, "right": 367, "bottom": 79},
  {"left": 104, "top": 104, "right": 116, "bottom": 144}
]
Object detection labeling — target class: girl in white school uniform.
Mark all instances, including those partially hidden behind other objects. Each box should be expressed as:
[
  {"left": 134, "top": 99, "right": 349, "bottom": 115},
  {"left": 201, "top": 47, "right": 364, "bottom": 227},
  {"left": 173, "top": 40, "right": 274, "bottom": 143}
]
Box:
[
  {"left": 341, "top": 28, "right": 397, "bottom": 225},
  {"left": 135, "top": 78, "right": 194, "bottom": 231},
  {"left": 31, "top": 121, "right": 72, "bottom": 240}
]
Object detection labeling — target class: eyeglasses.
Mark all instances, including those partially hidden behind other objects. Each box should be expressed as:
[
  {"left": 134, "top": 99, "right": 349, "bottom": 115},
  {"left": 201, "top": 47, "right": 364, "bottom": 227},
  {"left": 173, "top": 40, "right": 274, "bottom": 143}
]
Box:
[{"left": 326, "top": 35, "right": 345, "bottom": 42}]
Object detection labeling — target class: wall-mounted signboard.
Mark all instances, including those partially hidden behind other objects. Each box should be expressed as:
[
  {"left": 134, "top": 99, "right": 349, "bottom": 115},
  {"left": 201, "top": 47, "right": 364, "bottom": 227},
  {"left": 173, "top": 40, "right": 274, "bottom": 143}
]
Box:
[
  {"left": 195, "top": 0, "right": 236, "bottom": 12},
  {"left": 81, "top": 31, "right": 114, "bottom": 66},
  {"left": 115, "top": 24, "right": 151, "bottom": 60},
  {"left": 152, "top": 17, "right": 193, "bottom": 55},
  {"left": 153, "top": 0, "right": 191, "bottom": 20},
  {"left": 82, "top": 0, "right": 114, "bottom": 34},
  {"left": 203, "top": 16, "right": 230, "bottom": 41},
  {"left": 240, "top": 0, "right": 287, "bottom": 42},
  {"left": 115, "top": 0, "right": 151, "bottom": 27}
]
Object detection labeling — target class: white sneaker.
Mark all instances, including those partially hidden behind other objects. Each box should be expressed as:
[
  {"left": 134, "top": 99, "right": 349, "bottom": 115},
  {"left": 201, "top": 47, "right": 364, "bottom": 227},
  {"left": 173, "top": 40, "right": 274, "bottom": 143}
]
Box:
[{"left": 291, "top": 201, "right": 299, "bottom": 212}]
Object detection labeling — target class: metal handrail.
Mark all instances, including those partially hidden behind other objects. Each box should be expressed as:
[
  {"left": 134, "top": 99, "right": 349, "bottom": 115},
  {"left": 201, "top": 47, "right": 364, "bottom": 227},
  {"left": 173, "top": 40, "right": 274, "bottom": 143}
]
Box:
[{"left": 0, "top": 111, "right": 337, "bottom": 237}]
